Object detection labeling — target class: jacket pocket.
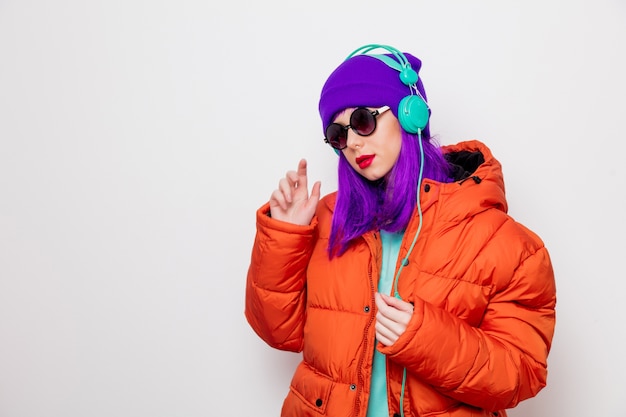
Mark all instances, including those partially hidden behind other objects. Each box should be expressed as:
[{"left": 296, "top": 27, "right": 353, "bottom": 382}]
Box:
[{"left": 286, "top": 362, "right": 334, "bottom": 415}]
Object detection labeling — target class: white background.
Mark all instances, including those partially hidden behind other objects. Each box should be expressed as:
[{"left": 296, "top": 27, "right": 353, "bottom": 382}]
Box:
[{"left": 0, "top": 1, "right": 624, "bottom": 416}]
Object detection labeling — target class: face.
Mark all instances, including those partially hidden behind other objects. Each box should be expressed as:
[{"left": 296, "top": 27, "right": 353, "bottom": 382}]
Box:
[{"left": 334, "top": 107, "right": 403, "bottom": 181}]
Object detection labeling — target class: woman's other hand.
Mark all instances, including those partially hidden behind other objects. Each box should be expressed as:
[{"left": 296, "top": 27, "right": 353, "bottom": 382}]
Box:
[{"left": 374, "top": 292, "right": 415, "bottom": 346}]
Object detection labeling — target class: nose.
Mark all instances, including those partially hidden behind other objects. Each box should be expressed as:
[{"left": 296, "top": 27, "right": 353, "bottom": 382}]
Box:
[{"left": 345, "top": 130, "right": 364, "bottom": 150}]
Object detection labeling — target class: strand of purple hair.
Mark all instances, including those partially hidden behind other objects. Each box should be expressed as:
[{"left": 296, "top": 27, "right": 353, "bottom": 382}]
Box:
[{"left": 328, "top": 131, "right": 453, "bottom": 258}]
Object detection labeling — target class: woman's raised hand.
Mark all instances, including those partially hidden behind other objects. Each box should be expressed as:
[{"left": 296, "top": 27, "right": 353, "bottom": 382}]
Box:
[{"left": 269, "top": 159, "right": 321, "bottom": 225}]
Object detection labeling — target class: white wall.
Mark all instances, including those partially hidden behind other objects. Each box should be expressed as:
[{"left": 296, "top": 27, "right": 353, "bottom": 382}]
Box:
[{"left": 0, "top": 1, "right": 624, "bottom": 416}]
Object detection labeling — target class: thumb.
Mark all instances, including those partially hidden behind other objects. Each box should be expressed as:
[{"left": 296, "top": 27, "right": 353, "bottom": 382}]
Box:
[{"left": 310, "top": 181, "right": 322, "bottom": 203}]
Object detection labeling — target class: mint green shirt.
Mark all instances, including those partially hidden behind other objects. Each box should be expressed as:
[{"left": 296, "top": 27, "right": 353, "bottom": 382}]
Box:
[{"left": 367, "top": 230, "right": 404, "bottom": 416}]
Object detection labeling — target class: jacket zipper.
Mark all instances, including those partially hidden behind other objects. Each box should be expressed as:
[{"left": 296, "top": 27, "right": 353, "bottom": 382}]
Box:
[{"left": 354, "top": 237, "right": 378, "bottom": 416}]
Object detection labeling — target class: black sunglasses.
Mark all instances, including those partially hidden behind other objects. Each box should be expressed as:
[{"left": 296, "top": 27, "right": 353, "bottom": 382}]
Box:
[{"left": 324, "top": 106, "right": 390, "bottom": 150}]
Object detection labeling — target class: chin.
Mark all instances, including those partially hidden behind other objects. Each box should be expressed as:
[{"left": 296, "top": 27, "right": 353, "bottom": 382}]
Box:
[
  {"left": 362, "top": 171, "right": 385, "bottom": 182},
  {"left": 350, "top": 163, "right": 388, "bottom": 182}
]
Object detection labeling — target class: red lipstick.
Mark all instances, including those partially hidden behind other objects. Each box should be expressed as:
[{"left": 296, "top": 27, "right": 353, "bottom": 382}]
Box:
[{"left": 356, "top": 154, "right": 375, "bottom": 169}]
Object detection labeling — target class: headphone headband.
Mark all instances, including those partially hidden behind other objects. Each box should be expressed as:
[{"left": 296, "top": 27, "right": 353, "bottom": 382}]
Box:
[
  {"left": 345, "top": 44, "right": 410, "bottom": 67},
  {"left": 344, "top": 44, "right": 430, "bottom": 134}
]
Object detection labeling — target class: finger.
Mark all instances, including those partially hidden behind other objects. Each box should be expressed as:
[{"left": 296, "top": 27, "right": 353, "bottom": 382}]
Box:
[
  {"left": 269, "top": 189, "right": 288, "bottom": 211},
  {"left": 375, "top": 315, "right": 406, "bottom": 348},
  {"left": 375, "top": 321, "right": 397, "bottom": 346},
  {"left": 286, "top": 170, "right": 299, "bottom": 186},
  {"left": 277, "top": 178, "right": 292, "bottom": 204},
  {"left": 282, "top": 172, "right": 303, "bottom": 202},
  {"left": 375, "top": 294, "right": 412, "bottom": 330},
  {"left": 377, "top": 306, "right": 412, "bottom": 329},
  {"left": 375, "top": 311, "right": 405, "bottom": 335},
  {"left": 375, "top": 298, "right": 399, "bottom": 329},
  {"left": 296, "top": 159, "right": 308, "bottom": 190},
  {"left": 374, "top": 292, "right": 388, "bottom": 315},
  {"left": 307, "top": 181, "right": 322, "bottom": 207},
  {"left": 374, "top": 292, "right": 395, "bottom": 314},
  {"left": 379, "top": 293, "right": 414, "bottom": 313},
  {"left": 297, "top": 158, "right": 308, "bottom": 177}
]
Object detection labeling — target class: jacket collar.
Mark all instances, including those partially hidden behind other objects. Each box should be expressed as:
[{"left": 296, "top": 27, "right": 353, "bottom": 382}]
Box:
[{"left": 322, "top": 140, "right": 508, "bottom": 223}]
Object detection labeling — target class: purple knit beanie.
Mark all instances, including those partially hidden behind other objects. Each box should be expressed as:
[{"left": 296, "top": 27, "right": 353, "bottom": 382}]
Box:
[{"left": 318, "top": 52, "right": 430, "bottom": 137}]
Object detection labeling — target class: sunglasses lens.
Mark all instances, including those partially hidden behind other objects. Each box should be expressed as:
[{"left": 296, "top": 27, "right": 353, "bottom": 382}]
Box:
[
  {"left": 325, "top": 124, "right": 347, "bottom": 149},
  {"left": 350, "top": 108, "right": 376, "bottom": 136},
  {"left": 324, "top": 108, "right": 381, "bottom": 150}
]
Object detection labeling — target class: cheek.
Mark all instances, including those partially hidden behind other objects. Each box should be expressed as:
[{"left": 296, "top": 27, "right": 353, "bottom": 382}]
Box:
[
  {"left": 346, "top": 157, "right": 360, "bottom": 173},
  {"left": 380, "top": 117, "right": 403, "bottom": 155},
  {"left": 387, "top": 131, "right": 403, "bottom": 162}
]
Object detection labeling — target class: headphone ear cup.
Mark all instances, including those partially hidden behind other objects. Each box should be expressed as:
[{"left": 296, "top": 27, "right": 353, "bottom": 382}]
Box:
[{"left": 398, "top": 95, "right": 430, "bottom": 133}]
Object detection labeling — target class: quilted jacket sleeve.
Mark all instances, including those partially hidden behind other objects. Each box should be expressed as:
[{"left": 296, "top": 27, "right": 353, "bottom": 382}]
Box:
[
  {"left": 244, "top": 202, "right": 317, "bottom": 352},
  {"left": 380, "top": 244, "right": 556, "bottom": 411}
]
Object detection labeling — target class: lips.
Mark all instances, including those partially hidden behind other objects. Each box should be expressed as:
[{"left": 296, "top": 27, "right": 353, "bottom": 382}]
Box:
[{"left": 356, "top": 154, "right": 375, "bottom": 169}]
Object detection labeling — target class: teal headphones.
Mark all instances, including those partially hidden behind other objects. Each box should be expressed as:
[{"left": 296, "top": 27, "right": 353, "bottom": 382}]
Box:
[{"left": 345, "top": 44, "right": 430, "bottom": 134}]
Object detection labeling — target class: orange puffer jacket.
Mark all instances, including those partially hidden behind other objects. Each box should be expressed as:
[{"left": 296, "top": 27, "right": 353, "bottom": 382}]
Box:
[{"left": 245, "top": 140, "right": 556, "bottom": 417}]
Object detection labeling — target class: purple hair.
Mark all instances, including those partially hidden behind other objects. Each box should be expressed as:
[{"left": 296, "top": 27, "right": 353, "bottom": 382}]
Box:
[{"left": 328, "top": 132, "right": 452, "bottom": 258}]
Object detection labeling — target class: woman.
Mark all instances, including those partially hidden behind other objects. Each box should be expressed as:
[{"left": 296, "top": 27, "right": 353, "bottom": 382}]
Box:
[{"left": 245, "top": 44, "right": 556, "bottom": 417}]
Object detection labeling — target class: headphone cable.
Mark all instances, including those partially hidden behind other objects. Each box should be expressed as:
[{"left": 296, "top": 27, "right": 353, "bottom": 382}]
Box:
[{"left": 393, "top": 128, "right": 425, "bottom": 417}]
